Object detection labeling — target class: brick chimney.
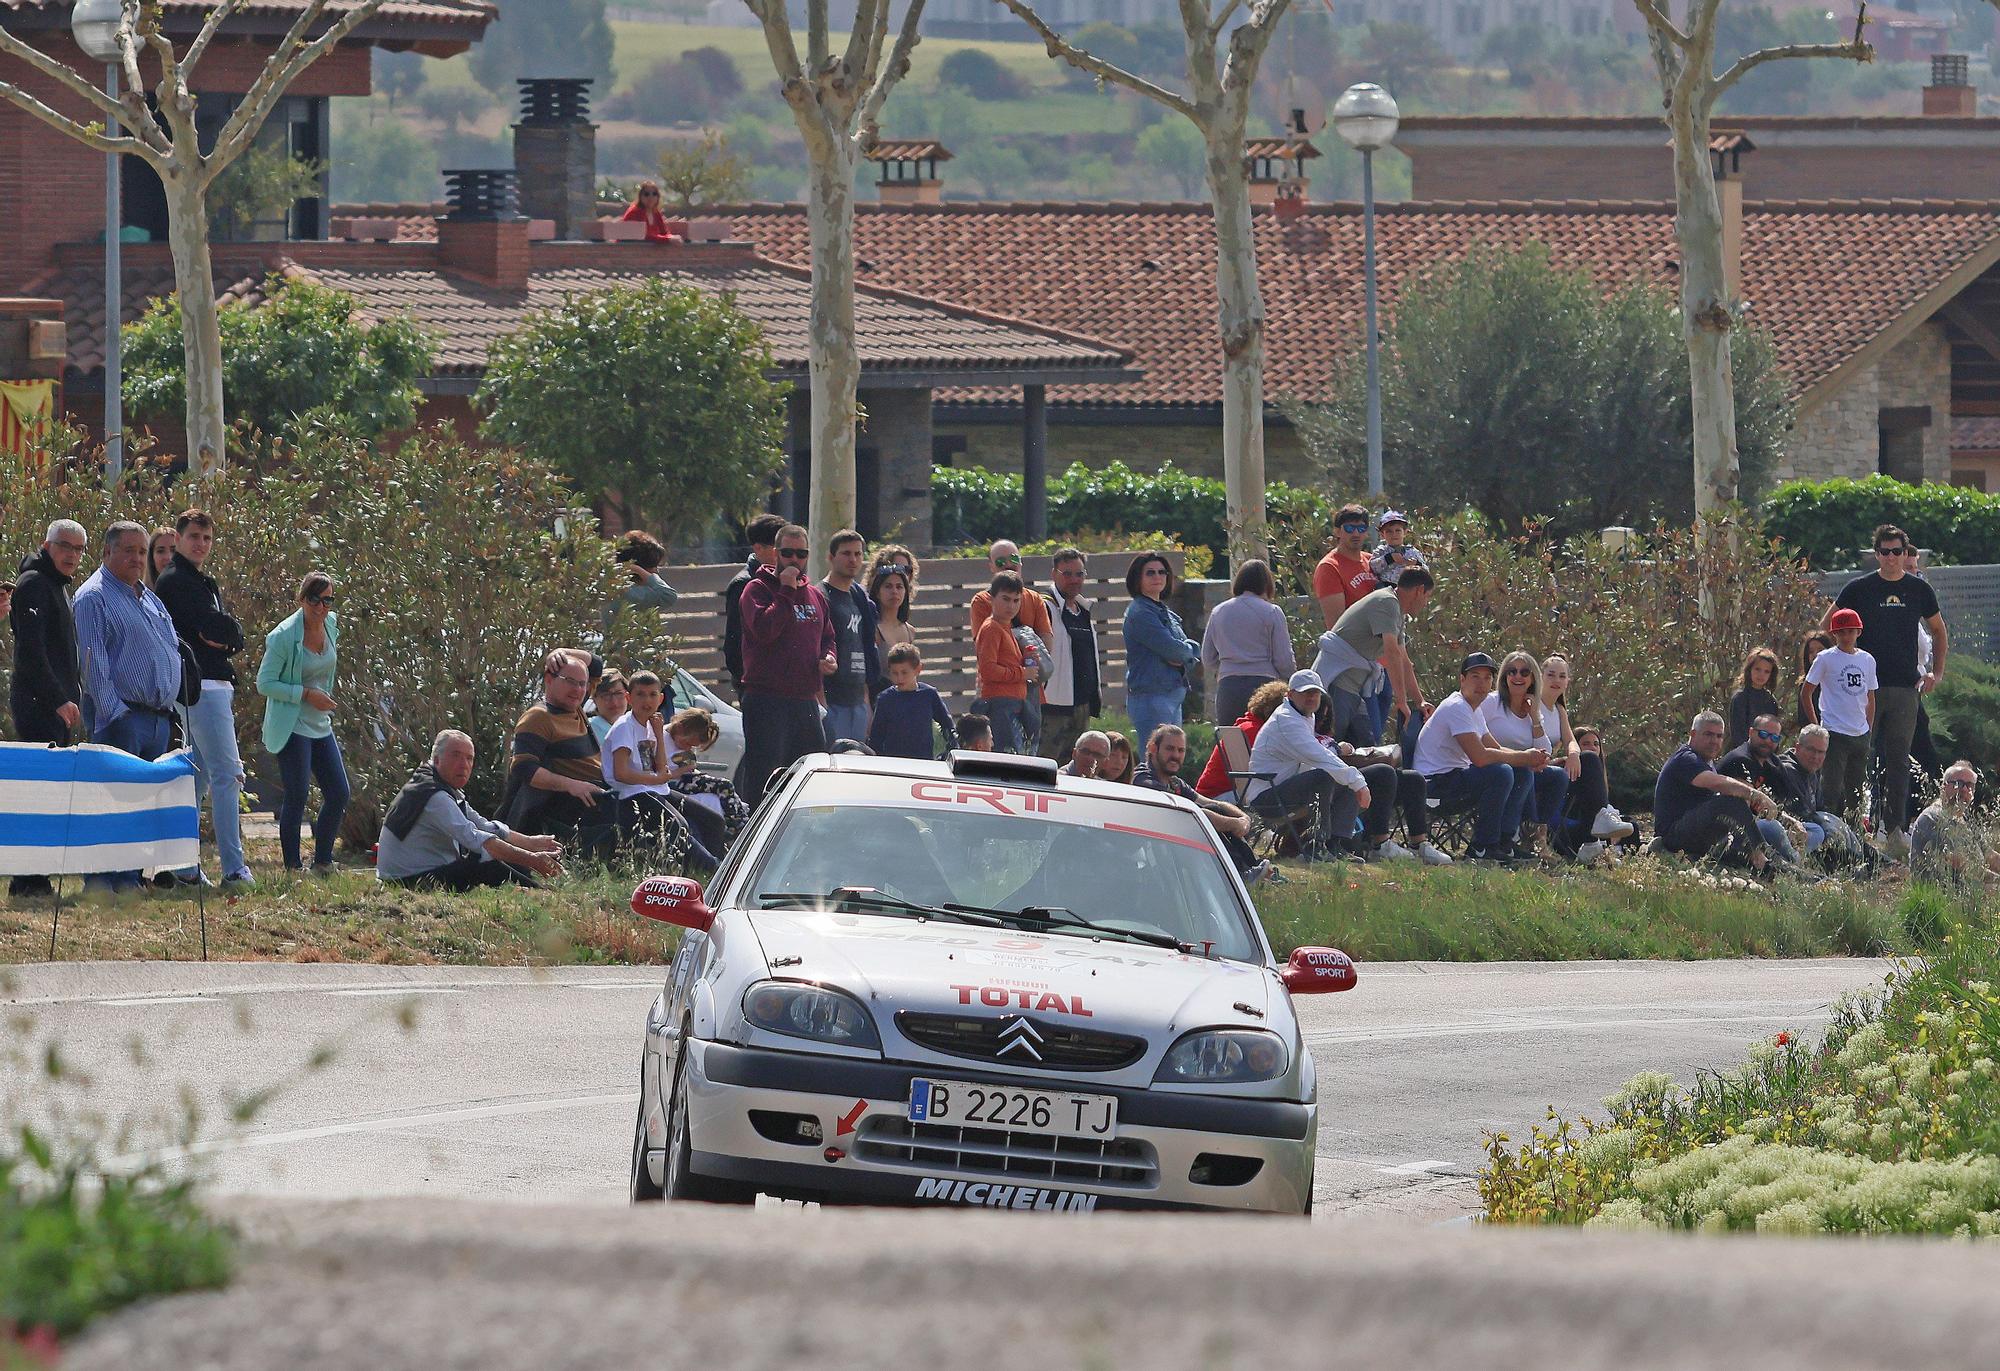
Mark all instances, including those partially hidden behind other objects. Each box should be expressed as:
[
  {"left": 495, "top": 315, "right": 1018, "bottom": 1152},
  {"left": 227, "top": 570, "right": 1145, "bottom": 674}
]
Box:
[
  {"left": 1246, "top": 135, "right": 1319, "bottom": 208},
  {"left": 869, "top": 140, "right": 950, "bottom": 204},
  {"left": 514, "top": 78, "right": 597, "bottom": 240},
  {"left": 436, "top": 169, "right": 530, "bottom": 289},
  {"left": 1924, "top": 53, "right": 1977, "bottom": 117},
  {"left": 1710, "top": 132, "right": 1753, "bottom": 302}
]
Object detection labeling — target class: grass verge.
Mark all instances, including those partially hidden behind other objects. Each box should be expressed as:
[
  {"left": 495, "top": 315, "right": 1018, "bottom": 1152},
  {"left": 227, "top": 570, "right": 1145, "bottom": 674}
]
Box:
[
  {"left": 0, "top": 866, "right": 670, "bottom": 967},
  {"left": 1479, "top": 884, "right": 2000, "bottom": 1234},
  {"left": 1257, "top": 856, "right": 1909, "bottom": 962}
]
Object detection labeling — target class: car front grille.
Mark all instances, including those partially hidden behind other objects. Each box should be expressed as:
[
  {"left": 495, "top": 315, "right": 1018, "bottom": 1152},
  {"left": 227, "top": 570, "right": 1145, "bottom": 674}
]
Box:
[
  {"left": 853, "top": 1116, "right": 1158, "bottom": 1187},
  {"left": 894, "top": 1011, "right": 1147, "bottom": 1071}
]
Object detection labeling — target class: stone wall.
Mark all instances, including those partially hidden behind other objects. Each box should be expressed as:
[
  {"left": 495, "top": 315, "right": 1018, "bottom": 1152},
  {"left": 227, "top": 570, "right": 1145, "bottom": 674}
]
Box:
[
  {"left": 1784, "top": 320, "right": 1952, "bottom": 484},
  {"left": 937, "top": 416, "right": 1316, "bottom": 485},
  {"left": 861, "top": 388, "right": 934, "bottom": 548}
]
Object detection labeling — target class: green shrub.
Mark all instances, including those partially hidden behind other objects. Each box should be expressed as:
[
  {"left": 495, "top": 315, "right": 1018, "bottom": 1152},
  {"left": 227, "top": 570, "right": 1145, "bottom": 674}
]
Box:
[
  {"left": 1926, "top": 656, "right": 2000, "bottom": 778},
  {"left": 1762, "top": 475, "right": 2000, "bottom": 568},
  {"left": 931, "top": 462, "right": 1327, "bottom": 565},
  {"left": 1017, "top": 529, "right": 1214, "bottom": 580}
]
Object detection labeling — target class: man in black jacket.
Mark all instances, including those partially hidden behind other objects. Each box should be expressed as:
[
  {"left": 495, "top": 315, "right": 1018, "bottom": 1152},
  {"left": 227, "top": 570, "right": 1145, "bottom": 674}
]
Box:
[
  {"left": 722, "top": 513, "right": 787, "bottom": 700},
  {"left": 154, "top": 509, "right": 251, "bottom": 887},
  {"left": 9, "top": 519, "right": 86, "bottom": 895}
]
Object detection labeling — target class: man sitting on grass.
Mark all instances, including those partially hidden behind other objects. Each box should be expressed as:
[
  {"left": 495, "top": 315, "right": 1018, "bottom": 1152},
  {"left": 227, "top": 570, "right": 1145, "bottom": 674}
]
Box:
[
  {"left": 1910, "top": 761, "right": 2000, "bottom": 888},
  {"left": 378, "top": 731, "right": 563, "bottom": 890},
  {"left": 1652, "top": 710, "right": 1779, "bottom": 872},
  {"left": 1779, "top": 724, "right": 1872, "bottom": 872}
]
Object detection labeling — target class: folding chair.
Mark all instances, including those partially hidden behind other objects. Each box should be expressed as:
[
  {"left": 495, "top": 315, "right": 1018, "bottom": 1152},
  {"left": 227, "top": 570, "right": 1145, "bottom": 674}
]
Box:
[{"left": 1220, "top": 725, "right": 1322, "bottom": 861}]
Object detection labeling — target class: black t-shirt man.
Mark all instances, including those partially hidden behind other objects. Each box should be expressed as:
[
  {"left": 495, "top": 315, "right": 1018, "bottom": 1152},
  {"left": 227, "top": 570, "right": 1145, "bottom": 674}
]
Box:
[
  {"left": 819, "top": 578, "right": 874, "bottom": 709},
  {"left": 1833, "top": 571, "right": 1940, "bottom": 689}
]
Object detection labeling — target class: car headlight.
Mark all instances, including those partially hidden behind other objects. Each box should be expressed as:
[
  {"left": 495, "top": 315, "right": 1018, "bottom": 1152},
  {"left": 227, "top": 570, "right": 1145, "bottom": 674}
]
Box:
[
  {"left": 1153, "top": 1029, "right": 1288, "bottom": 1084},
  {"left": 743, "top": 981, "right": 881, "bottom": 1050}
]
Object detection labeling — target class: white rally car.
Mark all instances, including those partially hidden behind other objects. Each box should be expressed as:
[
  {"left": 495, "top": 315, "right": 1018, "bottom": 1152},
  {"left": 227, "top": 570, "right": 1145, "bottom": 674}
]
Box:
[{"left": 627, "top": 749, "right": 1355, "bottom": 1214}]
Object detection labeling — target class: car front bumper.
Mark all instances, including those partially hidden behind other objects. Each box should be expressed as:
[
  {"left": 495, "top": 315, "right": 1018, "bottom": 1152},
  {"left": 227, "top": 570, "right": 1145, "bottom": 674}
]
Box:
[{"left": 666, "top": 1039, "right": 1316, "bottom": 1214}]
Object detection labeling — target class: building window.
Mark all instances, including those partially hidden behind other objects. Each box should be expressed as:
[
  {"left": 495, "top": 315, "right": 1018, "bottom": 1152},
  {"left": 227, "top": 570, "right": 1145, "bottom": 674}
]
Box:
[{"left": 1953, "top": 468, "right": 1989, "bottom": 491}]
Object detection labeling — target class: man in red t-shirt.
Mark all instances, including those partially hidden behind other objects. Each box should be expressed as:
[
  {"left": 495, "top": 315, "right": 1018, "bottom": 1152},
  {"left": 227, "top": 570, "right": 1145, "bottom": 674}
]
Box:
[{"left": 1313, "top": 503, "right": 1378, "bottom": 628}]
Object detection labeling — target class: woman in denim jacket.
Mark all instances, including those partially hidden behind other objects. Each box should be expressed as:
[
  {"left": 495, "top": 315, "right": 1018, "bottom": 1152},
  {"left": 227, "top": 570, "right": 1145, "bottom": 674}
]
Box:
[{"left": 1121, "top": 552, "right": 1199, "bottom": 749}]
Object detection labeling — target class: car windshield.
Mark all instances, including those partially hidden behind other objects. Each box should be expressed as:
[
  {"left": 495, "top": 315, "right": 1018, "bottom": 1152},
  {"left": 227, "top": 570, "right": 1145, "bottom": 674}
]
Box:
[{"left": 740, "top": 771, "right": 1262, "bottom": 961}]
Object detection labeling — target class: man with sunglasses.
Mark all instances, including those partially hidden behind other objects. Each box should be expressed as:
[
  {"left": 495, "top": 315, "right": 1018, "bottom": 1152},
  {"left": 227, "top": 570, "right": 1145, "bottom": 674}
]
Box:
[
  {"left": 1312, "top": 504, "right": 1378, "bottom": 630},
  {"left": 739, "top": 523, "right": 837, "bottom": 806},
  {"left": 1717, "top": 712, "right": 1809, "bottom": 868},
  {"left": 1830, "top": 523, "right": 1946, "bottom": 859}
]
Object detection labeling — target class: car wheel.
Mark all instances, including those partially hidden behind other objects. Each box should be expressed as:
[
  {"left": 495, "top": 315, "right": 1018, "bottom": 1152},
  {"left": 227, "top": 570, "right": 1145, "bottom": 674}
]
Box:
[
  {"left": 630, "top": 1086, "right": 664, "bottom": 1204},
  {"left": 662, "top": 1036, "right": 755, "bottom": 1205}
]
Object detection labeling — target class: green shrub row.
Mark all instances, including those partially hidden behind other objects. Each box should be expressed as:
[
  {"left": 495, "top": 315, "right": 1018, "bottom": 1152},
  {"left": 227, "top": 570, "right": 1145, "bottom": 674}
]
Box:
[
  {"left": 930, "top": 461, "right": 1327, "bottom": 561},
  {"left": 1762, "top": 475, "right": 2000, "bottom": 568}
]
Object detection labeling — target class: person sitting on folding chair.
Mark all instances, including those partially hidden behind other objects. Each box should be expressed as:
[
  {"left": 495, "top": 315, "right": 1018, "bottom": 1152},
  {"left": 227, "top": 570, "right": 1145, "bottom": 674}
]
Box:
[
  {"left": 1410, "top": 652, "right": 1549, "bottom": 864},
  {"left": 1242, "top": 670, "right": 1369, "bottom": 862}
]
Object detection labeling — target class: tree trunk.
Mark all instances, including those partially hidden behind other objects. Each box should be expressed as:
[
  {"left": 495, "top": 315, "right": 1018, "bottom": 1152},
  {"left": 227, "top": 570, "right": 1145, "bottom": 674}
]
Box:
[
  {"left": 164, "top": 166, "right": 226, "bottom": 475},
  {"left": 805, "top": 145, "right": 859, "bottom": 577},
  {"left": 1669, "top": 110, "right": 1738, "bottom": 522},
  {"left": 1205, "top": 123, "right": 1268, "bottom": 566}
]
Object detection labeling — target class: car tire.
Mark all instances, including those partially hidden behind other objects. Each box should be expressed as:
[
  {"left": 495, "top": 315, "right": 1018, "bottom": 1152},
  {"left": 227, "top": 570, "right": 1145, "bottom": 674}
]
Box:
[
  {"left": 662, "top": 1035, "right": 756, "bottom": 1205},
  {"left": 630, "top": 1086, "right": 665, "bottom": 1204}
]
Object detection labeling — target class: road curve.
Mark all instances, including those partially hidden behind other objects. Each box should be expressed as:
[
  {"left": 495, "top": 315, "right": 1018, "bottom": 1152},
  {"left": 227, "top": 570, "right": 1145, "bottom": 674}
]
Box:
[{"left": 3, "top": 956, "right": 1888, "bottom": 1220}]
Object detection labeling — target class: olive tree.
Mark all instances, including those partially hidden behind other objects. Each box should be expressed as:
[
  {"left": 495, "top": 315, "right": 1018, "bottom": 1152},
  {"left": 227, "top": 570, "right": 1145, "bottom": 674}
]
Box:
[
  {"left": 0, "top": 0, "right": 444, "bottom": 470},
  {"left": 477, "top": 278, "right": 789, "bottom": 548}
]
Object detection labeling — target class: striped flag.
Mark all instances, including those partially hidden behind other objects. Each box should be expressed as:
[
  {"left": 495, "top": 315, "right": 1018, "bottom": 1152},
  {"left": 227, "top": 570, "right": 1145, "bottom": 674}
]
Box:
[{"left": 0, "top": 743, "right": 200, "bottom": 876}]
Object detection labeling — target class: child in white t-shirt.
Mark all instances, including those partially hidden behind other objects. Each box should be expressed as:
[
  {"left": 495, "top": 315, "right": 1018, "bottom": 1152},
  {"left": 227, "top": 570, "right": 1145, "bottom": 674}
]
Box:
[{"left": 1805, "top": 610, "right": 1877, "bottom": 820}]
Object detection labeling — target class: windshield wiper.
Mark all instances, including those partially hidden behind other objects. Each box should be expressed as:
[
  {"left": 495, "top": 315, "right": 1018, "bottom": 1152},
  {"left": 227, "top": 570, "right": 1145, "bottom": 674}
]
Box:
[
  {"left": 757, "top": 888, "right": 1003, "bottom": 927},
  {"left": 943, "top": 902, "right": 1187, "bottom": 952}
]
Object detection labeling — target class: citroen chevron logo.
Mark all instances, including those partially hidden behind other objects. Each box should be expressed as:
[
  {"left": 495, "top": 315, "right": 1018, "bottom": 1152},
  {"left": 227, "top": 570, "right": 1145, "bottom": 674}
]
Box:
[{"left": 995, "top": 1016, "right": 1044, "bottom": 1061}]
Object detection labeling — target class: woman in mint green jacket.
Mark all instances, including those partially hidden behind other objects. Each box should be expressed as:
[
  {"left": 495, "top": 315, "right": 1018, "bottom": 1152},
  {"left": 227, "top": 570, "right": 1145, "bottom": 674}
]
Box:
[{"left": 257, "top": 572, "right": 349, "bottom": 872}]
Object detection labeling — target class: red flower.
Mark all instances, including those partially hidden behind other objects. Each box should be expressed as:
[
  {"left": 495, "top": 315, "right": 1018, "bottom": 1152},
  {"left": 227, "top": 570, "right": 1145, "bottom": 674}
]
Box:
[{"left": 1775, "top": 1031, "right": 1793, "bottom": 1047}]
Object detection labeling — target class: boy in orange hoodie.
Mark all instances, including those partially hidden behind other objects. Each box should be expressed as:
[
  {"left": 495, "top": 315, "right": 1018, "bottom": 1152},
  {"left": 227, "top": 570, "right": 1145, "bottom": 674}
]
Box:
[{"left": 975, "top": 572, "right": 1032, "bottom": 753}]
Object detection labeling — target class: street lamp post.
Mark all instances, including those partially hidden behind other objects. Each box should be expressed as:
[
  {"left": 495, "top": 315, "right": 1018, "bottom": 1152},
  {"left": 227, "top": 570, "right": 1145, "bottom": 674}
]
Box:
[
  {"left": 71, "top": 0, "right": 124, "bottom": 483},
  {"left": 1332, "top": 82, "right": 1400, "bottom": 502}
]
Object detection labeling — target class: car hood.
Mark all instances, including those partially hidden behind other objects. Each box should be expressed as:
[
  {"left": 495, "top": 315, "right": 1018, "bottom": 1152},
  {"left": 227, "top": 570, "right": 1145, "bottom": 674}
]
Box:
[{"left": 742, "top": 909, "right": 1274, "bottom": 1038}]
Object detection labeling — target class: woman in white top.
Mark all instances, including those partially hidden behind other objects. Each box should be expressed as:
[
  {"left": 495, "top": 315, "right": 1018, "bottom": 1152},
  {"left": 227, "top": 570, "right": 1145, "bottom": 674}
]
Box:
[
  {"left": 1537, "top": 654, "right": 1635, "bottom": 860},
  {"left": 1479, "top": 650, "right": 1559, "bottom": 857}
]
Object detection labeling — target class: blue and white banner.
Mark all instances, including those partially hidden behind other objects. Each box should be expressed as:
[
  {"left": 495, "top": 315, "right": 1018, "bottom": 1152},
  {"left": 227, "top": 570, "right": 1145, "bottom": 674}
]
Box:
[{"left": 0, "top": 743, "right": 200, "bottom": 876}]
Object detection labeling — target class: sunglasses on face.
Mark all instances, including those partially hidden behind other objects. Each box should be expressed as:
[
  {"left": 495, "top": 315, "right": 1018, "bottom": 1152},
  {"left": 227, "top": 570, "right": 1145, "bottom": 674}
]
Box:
[
  {"left": 1339, "top": 523, "right": 1368, "bottom": 534},
  {"left": 1946, "top": 778, "right": 1976, "bottom": 791},
  {"left": 1876, "top": 546, "right": 1908, "bottom": 557},
  {"left": 1077, "top": 748, "right": 1108, "bottom": 761},
  {"left": 1505, "top": 667, "right": 1533, "bottom": 676},
  {"left": 777, "top": 548, "right": 809, "bottom": 560},
  {"left": 995, "top": 556, "right": 1020, "bottom": 568},
  {"left": 640, "top": 190, "right": 659, "bottom": 199},
  {"left": 307, "top": 595, "right": 336, "bottom": 607},
  {"left": 1755, "top": 729, "right": 1783, "bottom": 742}
]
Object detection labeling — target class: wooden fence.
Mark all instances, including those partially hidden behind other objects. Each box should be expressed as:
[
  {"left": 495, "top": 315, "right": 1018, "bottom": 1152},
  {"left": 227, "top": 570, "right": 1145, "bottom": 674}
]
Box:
[{"left": 652, "top": 551, "right": 1186, "bottom": 714}]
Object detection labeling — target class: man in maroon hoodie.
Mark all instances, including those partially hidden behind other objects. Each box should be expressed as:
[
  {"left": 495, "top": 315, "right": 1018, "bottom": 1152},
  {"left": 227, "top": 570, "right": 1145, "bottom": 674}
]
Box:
[{"left": 739, "top": 523, "right": 838, "bottom": 806}]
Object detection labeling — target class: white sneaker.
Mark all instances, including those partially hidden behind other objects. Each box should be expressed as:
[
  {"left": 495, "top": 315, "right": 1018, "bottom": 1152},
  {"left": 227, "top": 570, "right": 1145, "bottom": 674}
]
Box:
[
  {"left": 1592, "top": 807, "right": 1636, "bottom": 840},
  {"left": 1417, "top": 841, "right": 1453, "bottom": 866},
  {"left": 1244, "top": 859, "right": 1274, "bottom": 887},
  {"left": 1375, "top": 839, "right": 1416, "bottom": 862},
  {"left": 1576, "top": 840, "right": 1608, "bottom": 864}
]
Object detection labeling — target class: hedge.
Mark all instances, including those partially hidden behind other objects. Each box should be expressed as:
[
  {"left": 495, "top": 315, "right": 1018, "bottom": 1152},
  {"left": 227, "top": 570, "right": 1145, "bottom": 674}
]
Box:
[
  {"left": 931, "top": 461, "right": 1327, "bottom": 561},
  {"left": 1762, "top": 476, "right": 2000, "bottom": 569}
]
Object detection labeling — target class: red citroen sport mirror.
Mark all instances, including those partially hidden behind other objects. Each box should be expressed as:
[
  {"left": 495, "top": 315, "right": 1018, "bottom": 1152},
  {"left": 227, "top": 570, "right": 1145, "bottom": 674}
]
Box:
[
  {"left": 1280, "top": 946, "right": 1357, "bottom": 994},
  {"left": 631, "top": 876, "right": 716, "bottom": 933}
]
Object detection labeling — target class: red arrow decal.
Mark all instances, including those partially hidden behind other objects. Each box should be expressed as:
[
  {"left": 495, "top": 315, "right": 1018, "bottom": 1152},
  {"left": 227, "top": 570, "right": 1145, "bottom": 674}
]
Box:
[{"left": 836, "top": 1099, "right": 867, "bottom": 1137}]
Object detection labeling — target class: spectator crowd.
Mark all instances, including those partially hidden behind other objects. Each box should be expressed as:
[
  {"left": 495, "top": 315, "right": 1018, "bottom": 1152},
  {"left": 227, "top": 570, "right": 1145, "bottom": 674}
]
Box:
[{"left": 5, "top": 503, "right": 1992, "bottom": 900}]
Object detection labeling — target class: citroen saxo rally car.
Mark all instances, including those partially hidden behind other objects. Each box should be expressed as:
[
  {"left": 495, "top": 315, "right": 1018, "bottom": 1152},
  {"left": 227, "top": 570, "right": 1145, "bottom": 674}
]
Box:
[{"left": 628, "top": 750, "right": 1355, "bottom": 1214}]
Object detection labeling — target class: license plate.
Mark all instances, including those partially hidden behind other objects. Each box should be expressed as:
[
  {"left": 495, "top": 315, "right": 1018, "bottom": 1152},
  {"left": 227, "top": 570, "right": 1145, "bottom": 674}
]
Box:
[{"left": 908, "top": 1078, "right": 1117, "bottom": 1140}]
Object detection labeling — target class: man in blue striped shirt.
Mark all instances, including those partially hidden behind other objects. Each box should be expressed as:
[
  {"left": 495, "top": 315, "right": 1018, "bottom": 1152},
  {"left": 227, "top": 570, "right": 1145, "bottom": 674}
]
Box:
[{"left": 73, "top": 522, "right": 183, "bottom": 892}]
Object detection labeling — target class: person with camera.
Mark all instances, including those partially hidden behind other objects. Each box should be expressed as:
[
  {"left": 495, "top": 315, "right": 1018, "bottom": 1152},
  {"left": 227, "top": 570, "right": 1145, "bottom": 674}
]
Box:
[
  {"left": 605, "top": 530, "right": 679, "bottom": 630},
  {"left": 738, "top": 523, "right": 837, "bottom": 807}
]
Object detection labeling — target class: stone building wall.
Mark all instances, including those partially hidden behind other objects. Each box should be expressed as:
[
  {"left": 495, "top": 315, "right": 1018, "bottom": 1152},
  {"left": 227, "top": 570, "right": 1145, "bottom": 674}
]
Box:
[{"left": 1783, "top": 320, "right": 1952, "bottom": 484}]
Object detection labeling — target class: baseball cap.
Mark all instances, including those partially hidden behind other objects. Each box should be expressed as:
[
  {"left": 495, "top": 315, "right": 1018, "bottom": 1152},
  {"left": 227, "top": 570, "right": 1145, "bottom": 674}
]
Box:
[
  {"left": 1377, "top": 509, "right": 1409, "bottom": 529},
  {"left": 1459, "top": 651, "right": 1499, "bottom": 676},
  {"left": 1287, "top": 669, "right": 1325, "bottom": 693},
  {"left": 1828, "top": 608, "right": 1863, "bottom": 631}
]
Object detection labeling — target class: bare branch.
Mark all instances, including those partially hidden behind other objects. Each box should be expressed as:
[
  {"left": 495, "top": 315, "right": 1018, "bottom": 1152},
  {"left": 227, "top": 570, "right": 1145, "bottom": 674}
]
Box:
[
  {"left": 0, "top": 26, "right": 132, "bottom": 125},
  {"left": 208, "top": 0, "right": 395, "bottom": 180},
  {"left": 808, "top": 0, "right": 829, "bottom": 72},
  {"left": 1207, "top": 0, "right": 1244, "bottom": 40},
  {"left": 1219, "top": 0, "right": 1289, "bottom": 123},
  {"left": 183, "top": 0, "right": 251, "bottom": 76},
  {"left": 744, "top": 0, "right": 807, "bottom": 82},
  {"left": 1629, "top": 0, "right": 1690, "bottom": 47},
  {"left": 0, "top": 80, "right": 159, "bottom": 160},
  {"left": 856, "top": 0, "right": 926, "bottom": 140},
  {"left": 990, "top": 0, "right": 1199, "bottom": 119},
  {"left": 856, "top": 0, "right": 893, "bottom": 96},
  {"left": 116, "top": 1, "right": 147, "bottom": 115},
  {"left": 842, "top": 0, "right": 886, "bottom": 94},
  {"left": 1712, "top": 36, "right": 1870, "bottom": 101}
]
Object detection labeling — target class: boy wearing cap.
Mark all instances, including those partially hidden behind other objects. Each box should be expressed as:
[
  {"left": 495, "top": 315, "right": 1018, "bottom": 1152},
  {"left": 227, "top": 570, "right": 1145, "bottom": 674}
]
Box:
[
  {"left": 1411, "top": 652, "right": 1550, "bottom": 863},
  {"left": 1369, "top": 511, "right": 1427, "bottom": 588},
  {"left": 1804, "top": 608, "right": 1877, "bottom": 821}
]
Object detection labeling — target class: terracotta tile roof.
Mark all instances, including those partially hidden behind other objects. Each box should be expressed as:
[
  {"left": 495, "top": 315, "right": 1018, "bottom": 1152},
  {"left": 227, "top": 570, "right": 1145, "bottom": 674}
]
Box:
[
  {"left": 329, "top": 201, "right": 447, "bottom": 240},
  {"left": 710, "top": 197, "right": 2000, "bottom": 410},
  {"left": 1952, "top": 416, "right": 2000, "bottom": 450},
  {"left": 29, "top": 250, "right": 1133, "bottom": 381},
  {"left": 1399, "top": 114, "right": 2000, "bottom": 133},
  {"left": 865, "top": 140, "right": 953, "bottom": 163},
  {"left": 1243, "top": 138, "right": 1321, "bottom": 162},
  {"left": 21, "top": 261, "right": 281, "bottom": 375},
  {"left": 0, "top": 0, "right": 493, "bottom": 34}
]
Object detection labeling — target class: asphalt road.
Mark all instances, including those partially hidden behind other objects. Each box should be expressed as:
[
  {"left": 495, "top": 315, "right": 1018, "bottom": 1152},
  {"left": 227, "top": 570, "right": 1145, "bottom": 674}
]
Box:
[{"left": 2, "top": 956, "right": 1889, "bottom": 1219}]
